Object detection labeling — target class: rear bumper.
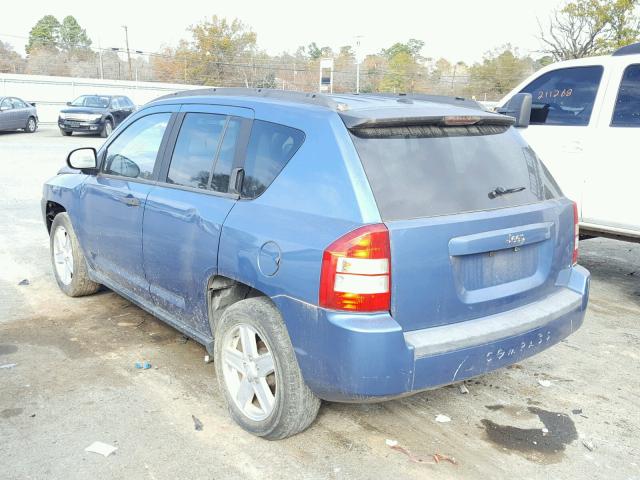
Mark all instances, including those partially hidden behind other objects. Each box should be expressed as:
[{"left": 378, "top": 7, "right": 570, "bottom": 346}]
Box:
[{"left": 275, "top": 265, "right": 590, "bottom": 402}]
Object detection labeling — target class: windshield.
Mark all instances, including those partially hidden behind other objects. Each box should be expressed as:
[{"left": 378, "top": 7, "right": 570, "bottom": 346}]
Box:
[
  {"left": 350, "top": 126, "right": 562, "bottom": 221},
  {"left": 71, "top": 95, "right": 111, "bottom": 108}
]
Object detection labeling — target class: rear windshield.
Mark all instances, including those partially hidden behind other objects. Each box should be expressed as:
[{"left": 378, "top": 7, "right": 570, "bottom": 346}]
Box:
[{"left": 350, "top": 126, "right": 562, "bottom": 221}]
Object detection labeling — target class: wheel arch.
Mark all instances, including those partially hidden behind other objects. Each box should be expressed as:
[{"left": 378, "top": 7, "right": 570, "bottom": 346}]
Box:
[
  {"left": 206, "top": 274, "right": 275, "bottom": 335},
  {"left": 45, "top": 201, "right": 66, "bottom": 232},
  {"left": 25, "top": 115, "right": 37, "bottom": 132}
]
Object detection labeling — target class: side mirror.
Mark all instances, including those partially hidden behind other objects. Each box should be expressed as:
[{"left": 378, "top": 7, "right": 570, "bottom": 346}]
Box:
[
  {"left": 67, "top": 147, "right": 98, "bottom": 173},
  {"left": 0, "top": 105, "right": 10, "bottom": 112},
  {"left": 66, "top": 101, "right": 72, "bottom": 106},
  {"left": 497, "top": 93, "right": 532, "bottom": 128}
]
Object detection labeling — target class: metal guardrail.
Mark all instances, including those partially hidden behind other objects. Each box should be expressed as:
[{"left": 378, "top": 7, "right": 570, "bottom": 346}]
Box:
[{"left": 1, "top": 73, "right": 199, "bottom": 124}]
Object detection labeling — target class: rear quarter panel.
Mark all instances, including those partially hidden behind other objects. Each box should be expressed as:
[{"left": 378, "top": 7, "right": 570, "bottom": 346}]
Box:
[{"left": 218, "top": 105, "right": 380, "bottom": 306}]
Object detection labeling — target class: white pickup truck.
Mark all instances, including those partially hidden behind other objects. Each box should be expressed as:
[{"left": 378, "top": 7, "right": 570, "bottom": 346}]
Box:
[{"left": 499, "top": 42, "right": 639, "bottom": 242}]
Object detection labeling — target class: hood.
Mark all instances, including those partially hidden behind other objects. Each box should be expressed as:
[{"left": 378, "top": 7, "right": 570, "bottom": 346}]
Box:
[{"left": 59, "top": 106, "right": 107, "bottom": 115}]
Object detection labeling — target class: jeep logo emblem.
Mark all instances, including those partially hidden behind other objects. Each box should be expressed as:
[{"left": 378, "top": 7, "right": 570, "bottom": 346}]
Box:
[{"left": 506, "top": 233, "right": 526, "bottom": 246}]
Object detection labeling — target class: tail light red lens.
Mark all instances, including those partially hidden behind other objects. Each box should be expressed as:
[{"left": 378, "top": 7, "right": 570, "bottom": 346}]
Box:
[
  {"left": 319, "top": 224, "right": 391, "bottom": 312},
  {"left": 572, "top": 202, "right": 579, "bottom": 265}
]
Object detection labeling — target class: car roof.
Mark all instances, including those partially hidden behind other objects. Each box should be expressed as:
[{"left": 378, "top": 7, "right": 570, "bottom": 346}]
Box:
[
  {"left": 151, "top": 88, "right": 512, "bottom": 128},
  {"left": 532, "top": 49, "right": 640, "bottom": 70},
  {"left": 75, "top": 94, "right": 119, "bottom": 99}
]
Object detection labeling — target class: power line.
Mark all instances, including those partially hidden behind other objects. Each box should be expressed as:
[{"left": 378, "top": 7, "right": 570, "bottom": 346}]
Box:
[{"left": 0, "top": 33, "right": 534, "bottom": 99}]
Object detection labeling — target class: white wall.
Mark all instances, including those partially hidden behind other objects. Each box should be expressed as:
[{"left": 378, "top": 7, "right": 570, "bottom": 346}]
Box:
[{"left": 0, "top": 73, "right": 202, "bottom": 124}]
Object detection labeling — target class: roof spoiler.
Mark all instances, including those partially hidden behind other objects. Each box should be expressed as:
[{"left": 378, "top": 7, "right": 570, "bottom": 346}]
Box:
[{"left": 341, "top": 111, "right": 515, "bottom": 129}]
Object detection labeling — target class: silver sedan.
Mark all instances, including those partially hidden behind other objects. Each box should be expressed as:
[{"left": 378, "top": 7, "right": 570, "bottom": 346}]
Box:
[{"left": 0, "top": 97, "right": 38, "bottom": 133}]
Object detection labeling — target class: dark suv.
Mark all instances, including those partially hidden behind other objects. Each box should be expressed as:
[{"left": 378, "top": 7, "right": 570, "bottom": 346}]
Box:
[
  {"left": 43, "top": 88, "right": 590, "bottom": 439},
  {"left": 58, "top": 95, "right": 135, "bottom": 137}
]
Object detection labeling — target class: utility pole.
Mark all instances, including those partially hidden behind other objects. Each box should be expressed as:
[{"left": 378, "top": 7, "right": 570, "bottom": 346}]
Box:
[
  {"left": 122, "top": 25, "right": 132, "bottom": 81},
  {"left": 450, "top": 63, "right": 457, "bottom": 94},
  {"left": 355, "top": 36, "right": 363, "bottom": 94},
  {"left": 98, "top": 47, "right": 104, "bottom": 79}
]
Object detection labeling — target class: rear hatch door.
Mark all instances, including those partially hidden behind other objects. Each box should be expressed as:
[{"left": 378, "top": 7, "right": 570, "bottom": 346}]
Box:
[{"left": 349, "top": 115, "right": 574, "bottom": 331}]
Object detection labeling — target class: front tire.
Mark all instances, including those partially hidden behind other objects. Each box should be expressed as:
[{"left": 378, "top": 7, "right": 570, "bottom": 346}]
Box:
[
  {"left": 50, "top": 213, "right": 100, "bottom": 297},
  {"left": 100, "top": 120, "right": 113, "bottom": 138},
  {"left": 214, "top": 297, "right": 320, "bottom": 439},
  {"left": 60, "top": 129, "right": 72, "bottom": 136},
  {"left": 25, "top": 116, "right": 37, "bottom": 133}
]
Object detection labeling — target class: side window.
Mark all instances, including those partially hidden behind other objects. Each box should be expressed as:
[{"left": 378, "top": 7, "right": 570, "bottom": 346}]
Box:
[
  {"left": 1, "top": 98, "right": 13, "bottom": 110},
  {"left": 612, "top": 64, "right": 640, "bottom": 127},
  {"left": 104, "top": 113, "right": 171, "bottom": 179},
  {"left": 519, "top": 66, "right": 604, "bottom": 126},
  {"left": 211, "top": 118, "right": 241, "bottom": 193},
  {"left": 111, "top": 98, "right": 121, "bottom": 109},
  {"left": 167, "top": 113, "right": 227, "bottom": 190},
  {"left": 11, "top": 98, "right": 26, "bottom": 108},
  {"left": 241, "top": 120, "right": 305, "bottom": 198}
]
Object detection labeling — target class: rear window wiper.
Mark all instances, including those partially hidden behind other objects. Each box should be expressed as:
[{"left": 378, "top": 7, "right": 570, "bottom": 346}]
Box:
[{"left": 488, "top": 186, "right": 526, "bottom": 199}]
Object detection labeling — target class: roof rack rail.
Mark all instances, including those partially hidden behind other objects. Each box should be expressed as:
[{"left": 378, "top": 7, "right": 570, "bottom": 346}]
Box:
[
  {"left": 612, "top": 42, "right": 640, "bottom": 56},
  {"left": 154, "top": 87, "right": 341, "bottom": 109},
  {"left": 364, "top": 93, "right": 487, "bottom": 111}
]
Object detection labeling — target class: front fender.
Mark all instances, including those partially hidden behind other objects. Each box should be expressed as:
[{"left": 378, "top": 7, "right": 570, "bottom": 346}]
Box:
[{"left": 42, "top": 173, "right": 88, "bottom": 226}]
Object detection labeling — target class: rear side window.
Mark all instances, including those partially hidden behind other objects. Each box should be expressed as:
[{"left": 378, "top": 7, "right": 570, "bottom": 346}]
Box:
[
  {"left": 11, "top": 98, "right": 27, "bottom": 108},
  {"left": 241, "top": 120, "right": 305, "bottom": 198},
  {"left": 519, "top": 66, "right": 603, "bottom": 126},
  {"left": 104, "top": 113, "right": 171, "bottom": 179},
  {"left": 211, "top": 118, "right": 241, "bottom": 193},
  {"left": 612, "top": 64, "right": 640, "bottom": 127},
  {"left": 167, "top": 113, "right": 227, "bottom": 190},
  {"left": 351, "top": 126, "right": 562, "bottom": 221}
]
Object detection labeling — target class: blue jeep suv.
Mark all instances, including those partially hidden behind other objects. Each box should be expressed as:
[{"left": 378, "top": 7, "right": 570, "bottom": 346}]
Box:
[{"left": 42, "top": 88, "right": 590, "bottom": 439}]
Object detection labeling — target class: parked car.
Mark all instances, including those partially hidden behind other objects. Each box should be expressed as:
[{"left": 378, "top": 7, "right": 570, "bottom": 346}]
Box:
[
  {"left": 58, "top": 94, "right": 136, "bottom": 138},
  {"left": 0, "top": 96, "right": 38, "bottom": 133},
  {"left": 42, "top": 89, "right": 590, "bottom": 439},
  {"left": 499, "top": 42, "right": 640, "bottom": 242}
]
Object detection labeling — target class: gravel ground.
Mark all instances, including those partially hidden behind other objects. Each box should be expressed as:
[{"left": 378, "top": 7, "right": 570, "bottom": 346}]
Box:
[{"left": 1, "top": 127, "right": 639, "bottom": 480}]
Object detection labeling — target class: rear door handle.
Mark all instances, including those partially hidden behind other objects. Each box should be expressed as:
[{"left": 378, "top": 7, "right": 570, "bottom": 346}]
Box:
[{"left": 121, "top": 196, "right": 140, "bottom": 207}]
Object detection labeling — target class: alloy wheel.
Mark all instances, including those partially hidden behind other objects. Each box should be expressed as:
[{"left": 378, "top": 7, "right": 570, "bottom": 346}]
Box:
[
  {"left": 221, "top": 323, "right": 277, "bottom": 421},
  {"left": 53, "top": 226, "right": 73, "bottom": 285}
]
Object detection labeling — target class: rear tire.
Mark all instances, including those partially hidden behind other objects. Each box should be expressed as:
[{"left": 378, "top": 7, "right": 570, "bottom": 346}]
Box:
[
  {"left": 60, "top": 129, "right": 72, "bottom": 136},
  {"left": 25, "top": 116, "right": 37, "bottom": 133},
  {"left": 50, "top": 213, "right": 100, "bottom": 297},
  {"left": 214, "top": 297, "right": 320, "bottom": 439},
  {"left": 100, "top": 120, "right": 113, "bottom": 138}
]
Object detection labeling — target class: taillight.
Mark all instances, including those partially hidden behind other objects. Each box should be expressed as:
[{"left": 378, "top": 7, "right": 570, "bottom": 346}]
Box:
[
  {"left": 572, "top": 202, "right": 579, "bottom": 265},
  {"left": 442, "top": 115, "right": 481, "bottom": 126},
  {"left": 319, "top": 224, "right": 391, "bottom": 312}
]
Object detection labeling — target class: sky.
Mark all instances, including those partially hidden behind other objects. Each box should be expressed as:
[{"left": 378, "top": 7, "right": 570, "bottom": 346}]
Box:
[{"left": 2, "top": 0, "right": 565, "bottom": 63}]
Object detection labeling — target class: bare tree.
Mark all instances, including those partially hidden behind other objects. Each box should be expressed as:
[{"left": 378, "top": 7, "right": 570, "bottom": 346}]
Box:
[
  {"left": 539, "top": 0, "right": 640, "bottom": 61},
  {"left": 0, "top": 41, "right": 26, "bottom": 73}
]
